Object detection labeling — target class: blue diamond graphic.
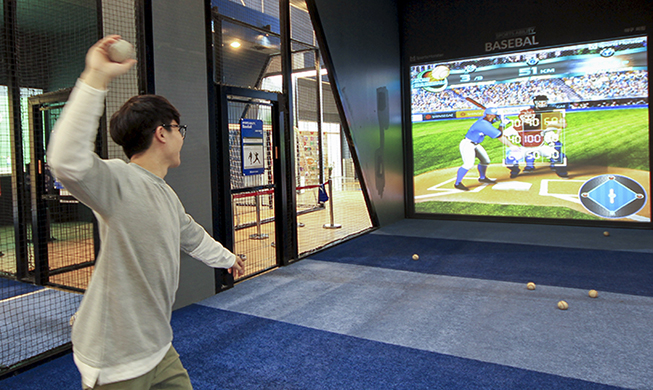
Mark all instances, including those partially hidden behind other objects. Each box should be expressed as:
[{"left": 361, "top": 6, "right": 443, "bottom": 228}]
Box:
[{"left": 587, "top": 180, "right": 637, "bottom": 213}]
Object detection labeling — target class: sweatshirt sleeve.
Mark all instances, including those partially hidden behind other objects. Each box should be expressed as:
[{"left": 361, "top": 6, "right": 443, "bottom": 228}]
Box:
[
  {"left": 46, "top": 80, "right": 118, "bottom": 216},
  {"left": 47, "top": 80, "right": 106, "bottom": 182},
  {"left": 180, "top": 214, "right": 236, "bottom": 269}
]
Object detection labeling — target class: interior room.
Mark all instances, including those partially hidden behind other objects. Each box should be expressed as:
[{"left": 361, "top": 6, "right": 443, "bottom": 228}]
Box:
[{"left": 1, "top": 0, "right": 651, "bottom": 389}]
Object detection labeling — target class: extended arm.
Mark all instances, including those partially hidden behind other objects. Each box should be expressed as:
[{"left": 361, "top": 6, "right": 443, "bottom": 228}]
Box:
[{"left": 181, "top": 214, "right": 245, "bottom": 278}]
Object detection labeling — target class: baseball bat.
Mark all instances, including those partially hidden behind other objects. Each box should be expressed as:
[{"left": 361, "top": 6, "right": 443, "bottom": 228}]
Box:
[
  {"left": 451, "top": 88, "right": 486, "bottom": 110},
  {"left": 451, "top": 88, "right": 513, "bottom": 128}
]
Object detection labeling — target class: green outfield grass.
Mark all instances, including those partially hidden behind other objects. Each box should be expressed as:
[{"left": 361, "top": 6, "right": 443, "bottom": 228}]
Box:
[
  {"left": 412, "top": 108, "right": 650, "bottom": 176},
  {"left": 415, "top": 201, "right": 603, "bottom": 220}
]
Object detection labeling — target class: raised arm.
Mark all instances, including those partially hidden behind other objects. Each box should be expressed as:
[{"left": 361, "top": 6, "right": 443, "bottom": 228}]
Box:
[{"left": 47, "top": 36, "right": 136, "bottom": 182}]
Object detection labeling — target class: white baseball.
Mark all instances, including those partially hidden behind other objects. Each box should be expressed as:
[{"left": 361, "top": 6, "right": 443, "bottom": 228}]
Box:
[
  {"left": 430, "top": 65, "right": 450, "bottom": 80},
  {"left": 108, "top": 39, "right": 134, "bottom": 63}
]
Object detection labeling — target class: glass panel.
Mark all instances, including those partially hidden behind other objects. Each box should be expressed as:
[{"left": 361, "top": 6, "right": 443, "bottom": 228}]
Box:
[{"left": 289, "top": 2, "right": 373, "bottom": 255}]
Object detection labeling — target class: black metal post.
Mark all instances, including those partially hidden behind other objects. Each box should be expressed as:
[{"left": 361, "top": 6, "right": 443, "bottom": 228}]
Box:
[
  {"left": 4, "top": 0, "right": 29, "bottom": 280},
  {"left": 277, "top": 0, "right": 298, "bottom": 266},
  {"left": 315, "top": 49, "right": 325, "bottom": 185},
  {"left": 205, "top": 2, "right": 233, "bottom": 292},
  {"left": 213, "top": 85, "right": 235, "bottom": 291},
  {"left": 29, "top": 104, "right": 49, "bottom": 285},
  {"left": 135, "top": 0, "right": 155, "bottom": 95},
  {"left": 304, "top": 0, "right": 380, "bottom": 227}
]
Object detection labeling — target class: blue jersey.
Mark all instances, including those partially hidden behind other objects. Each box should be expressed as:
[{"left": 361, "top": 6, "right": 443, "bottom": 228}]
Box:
[{"left": 465, "top": 118, "right": 501, "bottom": 144}]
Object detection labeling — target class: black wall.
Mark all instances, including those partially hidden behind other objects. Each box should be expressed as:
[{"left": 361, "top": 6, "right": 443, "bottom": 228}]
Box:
[
  {"left": 309, "top": 0, "right": 405, "bottom": 227},
  {"left": 402, "top": 0, "right": 652, "bottom": 62}
]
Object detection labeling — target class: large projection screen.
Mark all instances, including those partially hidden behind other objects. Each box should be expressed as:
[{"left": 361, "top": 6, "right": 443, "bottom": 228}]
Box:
[{"left": 410, "top": 35, "right": 650, "bottom": 225}]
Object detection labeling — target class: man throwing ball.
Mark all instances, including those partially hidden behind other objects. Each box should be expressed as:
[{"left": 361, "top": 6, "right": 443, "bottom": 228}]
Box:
[
  {"left": 454, "top": 107, "right": 516, "bottom": 191},
  {"left": 48, "top": 36, "right": 245, "bottom": 389}
]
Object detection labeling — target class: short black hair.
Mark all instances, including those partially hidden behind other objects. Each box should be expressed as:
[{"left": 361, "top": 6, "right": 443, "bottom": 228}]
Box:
[{"left": 109, "top": 95, "right": 180, "bottom": 159}]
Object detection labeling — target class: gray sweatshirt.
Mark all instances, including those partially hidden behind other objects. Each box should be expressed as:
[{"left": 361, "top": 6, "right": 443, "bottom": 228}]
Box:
[{"left": 47, "top": 80, "right": 236, "bottom": 386}]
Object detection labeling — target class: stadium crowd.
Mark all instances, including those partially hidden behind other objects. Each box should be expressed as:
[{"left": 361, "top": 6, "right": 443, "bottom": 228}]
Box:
[{"left": 412, "top": 70, "right": 648, "bottom": 113}]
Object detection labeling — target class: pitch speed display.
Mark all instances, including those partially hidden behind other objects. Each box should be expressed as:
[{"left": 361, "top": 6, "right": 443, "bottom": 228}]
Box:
[{"left": 410, "top": 36, "right": 650, "bottom": 224}]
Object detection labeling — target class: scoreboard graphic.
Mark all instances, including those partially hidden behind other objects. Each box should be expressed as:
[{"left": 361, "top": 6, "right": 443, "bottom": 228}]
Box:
[{"left": 502, "top": 108, "right": 566, "bottom": 168}]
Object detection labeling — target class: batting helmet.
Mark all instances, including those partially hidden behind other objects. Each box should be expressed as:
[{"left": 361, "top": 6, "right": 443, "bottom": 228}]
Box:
[{"left": 484, "top": 107, "right": 499, "bottom": 116}]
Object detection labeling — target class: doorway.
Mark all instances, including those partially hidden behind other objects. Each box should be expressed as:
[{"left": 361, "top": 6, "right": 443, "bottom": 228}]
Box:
[
  {"left": 27, "top": 89, "right": 97, "bottom": 292},
  {"left": 219, "top": 87, "right": 282, "bottom": 281}
]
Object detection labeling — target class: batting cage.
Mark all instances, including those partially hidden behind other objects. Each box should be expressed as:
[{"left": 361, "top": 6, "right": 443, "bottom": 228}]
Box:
[
  {"left": 0, "top": 0, "right": 141, "bottom": 378},
  {"left": 1, "top": 0, "right": 374, "bottom": 378}
]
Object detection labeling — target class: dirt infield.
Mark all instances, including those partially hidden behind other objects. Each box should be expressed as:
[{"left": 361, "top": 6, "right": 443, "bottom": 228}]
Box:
[{"left": 414, "top": 165, "right": 650, "bottom": 222}]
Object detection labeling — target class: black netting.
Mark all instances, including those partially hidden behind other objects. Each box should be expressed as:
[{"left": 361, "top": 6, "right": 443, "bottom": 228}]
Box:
[
  {"left": 0, "top": 0, "right": 140, "bottom": 376},
  {"left": 213, "top": 0, "right": 372, "bottom": 261}
]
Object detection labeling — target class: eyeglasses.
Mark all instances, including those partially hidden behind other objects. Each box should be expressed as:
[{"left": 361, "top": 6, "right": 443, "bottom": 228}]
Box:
[{"left": 161, "top": 124, "right": 187, "bottom": 139}]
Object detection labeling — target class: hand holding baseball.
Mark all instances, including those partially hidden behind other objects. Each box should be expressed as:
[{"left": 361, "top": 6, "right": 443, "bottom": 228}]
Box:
[
  {"left": 80, "top": 35, "right": 137, "bottom": 90},
  {"left": 107, "top": 39, "right": 134, "bottom": 63}
]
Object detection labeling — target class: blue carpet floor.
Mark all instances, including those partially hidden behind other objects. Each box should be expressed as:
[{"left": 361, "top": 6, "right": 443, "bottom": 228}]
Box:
[
  {"left": 309, "top": 233, "right": 653, "bottom": 297},
  {"left": 173, "top": 305, "right": 627, "bottom": 390},
  {"left": 198, "top": 259, "right": 653, "bottom": 389},
  {"left": 2, "top": 220, "right": 651, "bottom": 389},
  {"left": 0, "top": 305, "right": 628, "bottom": 390}
]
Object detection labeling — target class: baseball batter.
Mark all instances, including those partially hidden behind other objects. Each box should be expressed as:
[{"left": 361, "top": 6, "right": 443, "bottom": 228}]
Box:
[{"left": 454, "top": 107, "right": 516, "bottom": 191}]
